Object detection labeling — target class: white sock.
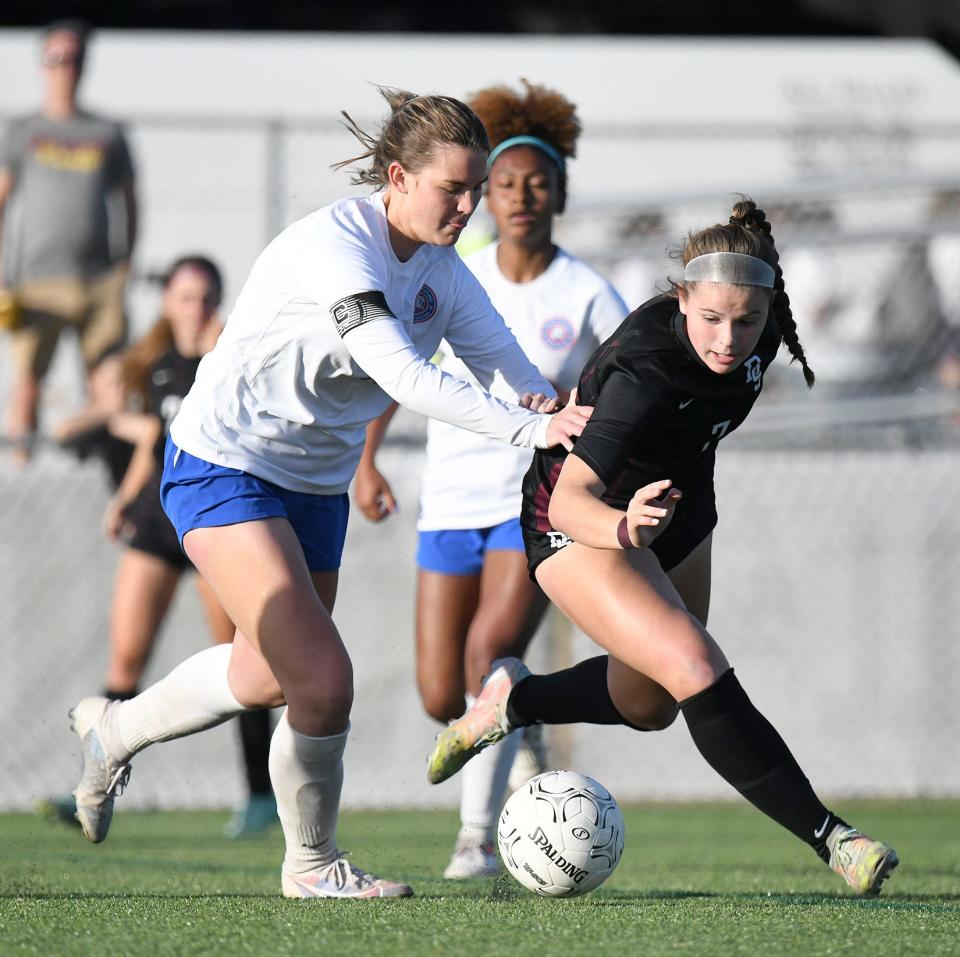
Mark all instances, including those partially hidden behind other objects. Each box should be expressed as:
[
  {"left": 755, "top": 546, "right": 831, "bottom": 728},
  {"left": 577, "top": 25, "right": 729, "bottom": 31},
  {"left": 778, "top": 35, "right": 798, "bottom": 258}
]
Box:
[
  {"left": 104, "top": 644, "right": 246, "bottom": 761},
  {"left": 269, "top": 709, "right": 347, "bottom": 874},
  {"left": 459, "top": 693, "right": 521, "bottom": 844}
]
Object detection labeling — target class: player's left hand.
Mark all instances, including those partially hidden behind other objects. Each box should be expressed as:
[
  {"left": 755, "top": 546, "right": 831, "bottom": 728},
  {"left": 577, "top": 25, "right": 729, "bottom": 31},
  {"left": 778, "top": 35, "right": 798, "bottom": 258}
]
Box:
[{"left": 626, "top": 480, "right": 683, "bottom": 548}]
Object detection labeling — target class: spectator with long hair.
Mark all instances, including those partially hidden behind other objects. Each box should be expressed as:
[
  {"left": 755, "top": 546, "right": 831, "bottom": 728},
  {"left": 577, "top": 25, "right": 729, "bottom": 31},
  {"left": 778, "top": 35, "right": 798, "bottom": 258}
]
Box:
[{"left": 47, "top": 256, "right": 275, "bottom": 837}]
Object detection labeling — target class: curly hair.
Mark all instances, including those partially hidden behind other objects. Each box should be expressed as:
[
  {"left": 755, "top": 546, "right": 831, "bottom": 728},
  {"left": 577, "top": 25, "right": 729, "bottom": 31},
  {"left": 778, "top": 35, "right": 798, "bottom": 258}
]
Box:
[{"left": 468, "top": 79, "right": 581, "bottom": 159}]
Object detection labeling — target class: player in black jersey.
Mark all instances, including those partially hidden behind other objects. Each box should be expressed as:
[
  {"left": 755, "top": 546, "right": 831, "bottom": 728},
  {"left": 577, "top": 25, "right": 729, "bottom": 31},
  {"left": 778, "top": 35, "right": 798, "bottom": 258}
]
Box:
[{"left": 428, "top": 199, "right": 899, "bottom": 896}]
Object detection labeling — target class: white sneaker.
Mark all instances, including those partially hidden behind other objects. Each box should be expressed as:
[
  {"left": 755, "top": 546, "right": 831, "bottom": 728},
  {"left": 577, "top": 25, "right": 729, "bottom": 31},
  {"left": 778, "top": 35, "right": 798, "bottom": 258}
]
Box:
[
  {"left": 70, "top": 696, "right": 131, "bottom": 844},
  {"left": 508, "top": 724, "right": 548, "bottom": 793},
  {"left": 282, "top": 856, "right": 414, "bottom": 898},
  {"left": 443, "top": 836, "right": 499, "bottom": 879}
]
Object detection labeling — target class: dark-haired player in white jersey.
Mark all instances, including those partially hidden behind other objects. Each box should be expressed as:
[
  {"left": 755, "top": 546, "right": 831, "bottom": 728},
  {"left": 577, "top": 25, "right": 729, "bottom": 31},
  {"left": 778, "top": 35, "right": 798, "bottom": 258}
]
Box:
[
  {"left": 428, "top": 199, "right": 899, "bottom": 897},
  {"left": 65, "top": 87, "right": 591, "bottom": 900},
  {"left": 356, "top": 81, "right": 627, "bottom": 879}
]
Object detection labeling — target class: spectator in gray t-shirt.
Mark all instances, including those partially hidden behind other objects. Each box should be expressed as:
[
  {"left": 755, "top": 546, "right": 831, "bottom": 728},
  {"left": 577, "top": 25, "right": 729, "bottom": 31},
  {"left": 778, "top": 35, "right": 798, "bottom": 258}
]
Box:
[{"left": 0, "top": 20, "right": 137, "bottom": 464}]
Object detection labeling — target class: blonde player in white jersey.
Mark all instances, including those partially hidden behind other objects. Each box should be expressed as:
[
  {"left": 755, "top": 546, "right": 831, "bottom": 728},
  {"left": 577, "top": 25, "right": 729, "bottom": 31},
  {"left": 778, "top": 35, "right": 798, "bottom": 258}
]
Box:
[
  {"left": 355, "top": 82, "right": 627, "bottom": 879},
  {"left": 66, "top": 88, "right": 592, "bottom": 900}
]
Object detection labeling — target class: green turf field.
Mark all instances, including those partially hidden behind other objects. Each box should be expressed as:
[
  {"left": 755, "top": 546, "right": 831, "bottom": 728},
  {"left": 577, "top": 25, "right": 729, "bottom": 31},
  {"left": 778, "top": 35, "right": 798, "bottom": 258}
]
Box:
[{"left": 1, "top": 800, "right": 957, "bottom": 956}]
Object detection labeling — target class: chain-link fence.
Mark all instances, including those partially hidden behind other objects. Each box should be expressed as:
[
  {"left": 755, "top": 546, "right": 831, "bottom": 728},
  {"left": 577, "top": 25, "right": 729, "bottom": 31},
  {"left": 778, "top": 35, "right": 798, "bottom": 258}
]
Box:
[{"left": 2, "top": 111, "right": 960, "bottom": 809}]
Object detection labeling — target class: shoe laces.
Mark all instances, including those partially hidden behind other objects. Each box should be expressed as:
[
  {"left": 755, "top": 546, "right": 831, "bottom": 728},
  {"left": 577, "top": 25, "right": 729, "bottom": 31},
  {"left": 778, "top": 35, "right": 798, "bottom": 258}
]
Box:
[
  {"left": 831, "top": 828, "right": 884, "bottom": 878},
  {"left": 107, "top": 764, "right": 131, "bottom": 797},
  {"left": 326, "top": 854, "right": 376, "bottom": 892}
]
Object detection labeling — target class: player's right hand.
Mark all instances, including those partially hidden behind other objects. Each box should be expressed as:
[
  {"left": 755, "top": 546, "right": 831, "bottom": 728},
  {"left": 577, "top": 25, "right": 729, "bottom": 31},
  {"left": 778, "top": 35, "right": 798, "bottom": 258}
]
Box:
[
  {"left": 625, "top": 480, "right": 682, "bottom": 548},
  {"left": 519, "top": 391, "right": 559, "bottom": 413},
  {"left": 354, "top": 464, "right": 398, "bottom": 523},
  {"left": 544, "top": 401, "right": 593, "bottom": 451},
  {"left": 103, "top": 496, "right": 131, "bottom": 541}
]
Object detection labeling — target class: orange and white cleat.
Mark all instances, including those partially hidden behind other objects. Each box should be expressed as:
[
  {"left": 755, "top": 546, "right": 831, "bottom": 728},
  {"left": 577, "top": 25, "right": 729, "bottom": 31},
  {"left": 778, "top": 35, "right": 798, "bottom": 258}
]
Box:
[
  {"left": 827, "top": 824, "right": 899, "bottom": 895},
  {"left": 427, "top": 657, "right": 530, "bottom": 785}
]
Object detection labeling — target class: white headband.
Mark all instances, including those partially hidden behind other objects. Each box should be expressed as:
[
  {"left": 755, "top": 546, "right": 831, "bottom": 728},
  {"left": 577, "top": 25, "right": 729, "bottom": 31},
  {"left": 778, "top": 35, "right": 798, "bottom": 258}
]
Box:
[{"left": 683, "top": 252, "right": 775, "bottom": 288}]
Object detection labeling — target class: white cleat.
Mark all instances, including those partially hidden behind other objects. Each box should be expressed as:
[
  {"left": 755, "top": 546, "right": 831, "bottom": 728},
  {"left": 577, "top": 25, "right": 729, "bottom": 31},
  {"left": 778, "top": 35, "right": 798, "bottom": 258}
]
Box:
[
  {"left": 69, "top": 696, "right": 131, "bottom": 844},
  {"left": 443, "top": 836, "right": 500, "bottom": 879},
  {"left": 281, "top": 856, "right": 414, "bottom": 898},
  {"left": 508, "top": 724, "right": 549, "bottom": 793}
]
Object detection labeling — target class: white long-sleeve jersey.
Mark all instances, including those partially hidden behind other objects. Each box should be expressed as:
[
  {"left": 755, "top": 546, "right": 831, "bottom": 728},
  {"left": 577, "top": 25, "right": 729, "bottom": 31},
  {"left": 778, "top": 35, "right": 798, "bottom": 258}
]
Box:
[
  {"left": 418, "top": 243, "right": 628, "bottom": 530},
  {"left": 171, "top": 193, "right": 554, "bottom": 494}
]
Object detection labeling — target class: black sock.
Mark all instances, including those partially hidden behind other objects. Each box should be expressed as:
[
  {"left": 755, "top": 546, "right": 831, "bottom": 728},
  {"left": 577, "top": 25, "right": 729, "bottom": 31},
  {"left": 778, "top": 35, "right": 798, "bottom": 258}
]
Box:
[
  {"left": 237, "top": 709, "right": 273, "bottom": 796},
  {"left": 103, "top": 687, "right": 137, "bottom": 701},
  {"left": 506, "top": 656, "right": 631, "bottom": 728},
  {"left": 680, "top": 669, "right": 845, "bottom": 861}
]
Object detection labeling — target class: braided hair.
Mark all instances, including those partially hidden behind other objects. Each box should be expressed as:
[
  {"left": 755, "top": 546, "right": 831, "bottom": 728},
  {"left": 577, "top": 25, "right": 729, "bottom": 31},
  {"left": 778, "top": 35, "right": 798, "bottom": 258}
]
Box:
[{"left": 677, "top": 198, "right": 815, "bottom": 388}]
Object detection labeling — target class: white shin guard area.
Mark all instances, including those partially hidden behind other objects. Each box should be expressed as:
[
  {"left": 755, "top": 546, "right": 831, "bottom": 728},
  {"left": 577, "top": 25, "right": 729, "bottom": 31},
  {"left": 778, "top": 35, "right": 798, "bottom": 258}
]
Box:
[
  {"left": 110, "top": 644, "right": 246, "bottom": 760},
  {"left": 269, "top": 711, "right": 347, "bottom": 873}
]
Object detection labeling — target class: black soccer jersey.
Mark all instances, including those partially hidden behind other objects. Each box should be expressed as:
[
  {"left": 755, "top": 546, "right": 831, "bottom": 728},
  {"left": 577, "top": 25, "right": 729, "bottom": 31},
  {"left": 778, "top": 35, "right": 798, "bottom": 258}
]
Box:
[
  {"left": 520, "top": 294, "right": 781, "bottom": 571},
  {"left": 147, "top": 348, "right": 203, "bottom": 464},
  {"left": 120, "top": 347, "right": 204, "bottom": 567}
]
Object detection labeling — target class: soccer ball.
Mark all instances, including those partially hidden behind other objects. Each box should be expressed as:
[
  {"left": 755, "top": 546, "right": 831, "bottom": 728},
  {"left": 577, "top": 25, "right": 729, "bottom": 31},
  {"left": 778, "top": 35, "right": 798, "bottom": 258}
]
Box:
[{"left": 497, "top": 769, "right": 624, "bottom": 897}]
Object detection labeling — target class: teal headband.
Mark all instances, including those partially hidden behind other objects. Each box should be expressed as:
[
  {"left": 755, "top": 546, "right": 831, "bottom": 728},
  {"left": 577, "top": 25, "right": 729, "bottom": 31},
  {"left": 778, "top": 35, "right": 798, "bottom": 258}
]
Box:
[{"left": 487, "top": 135, "right": 566, "bottom": 172}]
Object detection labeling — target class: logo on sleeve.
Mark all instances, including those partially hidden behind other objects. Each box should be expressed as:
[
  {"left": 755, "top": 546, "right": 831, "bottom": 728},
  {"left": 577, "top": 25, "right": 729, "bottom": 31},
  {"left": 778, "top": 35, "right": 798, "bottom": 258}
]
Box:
[
  {"left": 330, "top": 291, "right": 393, "bottom": 337},
  {"left": 413, "top": 284, "right": 438, "bottom": 323},
  {"left": 744, "top": 355, "right": 763, "bottom": 392},
  {"left": 542, "top": 317, "right": 575, "bottom": 350}
]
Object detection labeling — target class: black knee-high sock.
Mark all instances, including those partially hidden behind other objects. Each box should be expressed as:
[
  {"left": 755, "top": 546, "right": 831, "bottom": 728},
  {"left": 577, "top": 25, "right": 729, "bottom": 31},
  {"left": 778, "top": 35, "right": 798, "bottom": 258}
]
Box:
[
  {"left": 680, "top": 669, "right": 845, "bottom": 861},
  {"left": 237, "top": 709, "right": 273, "bottom": 796},
  {"left": 507, "top": 656, "right": 631, "bottom": 728}
]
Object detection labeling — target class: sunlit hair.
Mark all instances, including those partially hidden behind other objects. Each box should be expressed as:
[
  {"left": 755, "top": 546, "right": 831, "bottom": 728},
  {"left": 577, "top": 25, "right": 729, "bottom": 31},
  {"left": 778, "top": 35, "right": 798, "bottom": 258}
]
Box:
[
  {"left": 671, "top": 198, "right": 815, "bottom": 388},
  {"left": 121, "top": 255, "right": 223, "bottom": 409},
  {"left": 333, "top": 87, "right": 490, "bottom": 188},
  {"left": 469, "top": 79, "right": 580, "bottom": 159}
]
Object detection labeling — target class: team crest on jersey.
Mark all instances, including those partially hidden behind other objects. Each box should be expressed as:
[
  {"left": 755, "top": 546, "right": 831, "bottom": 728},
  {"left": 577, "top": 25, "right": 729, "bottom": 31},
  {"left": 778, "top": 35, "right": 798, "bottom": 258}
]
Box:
[
  {"left": 744, "top": 355, "right": 763, "bottom": 392},
  {"left": 542, "top": 317, "right": 575, "bottom": 350},
  {"left": 413, "top": 284, "right": 438, "bottom": 323}
]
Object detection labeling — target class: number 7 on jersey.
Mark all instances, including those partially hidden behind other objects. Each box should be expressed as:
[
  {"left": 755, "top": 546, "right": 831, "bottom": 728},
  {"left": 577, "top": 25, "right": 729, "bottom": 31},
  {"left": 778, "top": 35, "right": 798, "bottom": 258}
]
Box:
[{"left": 702, "top": 419, "right": 731, "bottom": 453}]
